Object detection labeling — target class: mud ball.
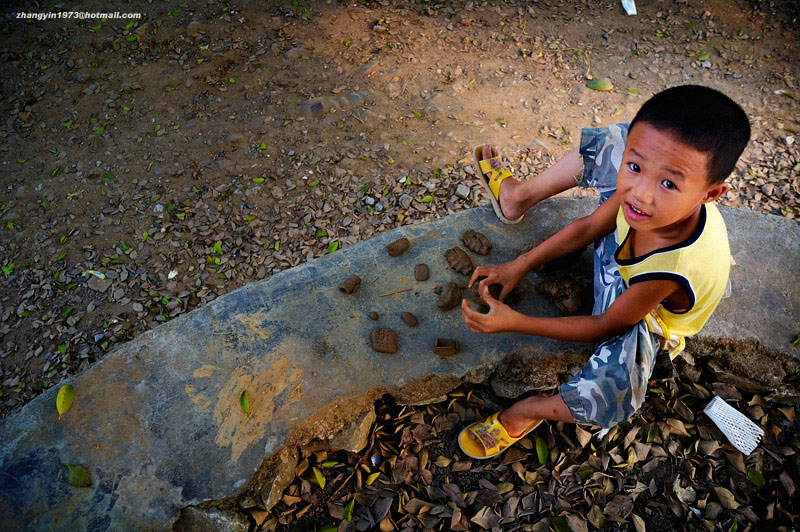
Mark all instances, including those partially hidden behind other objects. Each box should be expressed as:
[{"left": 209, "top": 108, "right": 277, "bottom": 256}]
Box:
[
  {"left": 445, "top": 246, "right": 474, "bottom": 276},
  {"left": 437, "top": 282, "right": 461, "bottom": 311},
  {"left": 414, "top": 263, "right": 429, "bottom": 282},
  {"left": 401, "top": 312, "right": 418, "bottom": 327},
  {"left": 338, "top": 274, "right": 362, "bottom": 294},
  {"left": 386, "top": 237, "right": 410, "bottom": 257}
]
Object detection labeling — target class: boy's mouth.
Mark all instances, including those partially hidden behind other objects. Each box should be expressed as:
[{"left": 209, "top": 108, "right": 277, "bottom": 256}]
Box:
[{"left": 624, "top": 201, "right": 651, "bottom": 221}]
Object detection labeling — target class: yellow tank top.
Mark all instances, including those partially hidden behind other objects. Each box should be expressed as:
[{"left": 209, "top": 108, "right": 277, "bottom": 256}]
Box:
[{"left": 615, "top": 203, "right": 731, "bottom": 356}]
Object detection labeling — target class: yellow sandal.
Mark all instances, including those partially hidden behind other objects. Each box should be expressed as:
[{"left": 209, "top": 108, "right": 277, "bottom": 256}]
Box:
[
  {"left": 471, "top": 145, "right": 524, "bottom": 225},
  {"left": 458, "top": 411, "right": 541, "bottom": 459}
]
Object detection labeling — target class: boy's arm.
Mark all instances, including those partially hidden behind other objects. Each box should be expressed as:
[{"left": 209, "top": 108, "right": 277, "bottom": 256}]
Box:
[
  {"left": 514, "top": 189, "right": 623, "bottom": 273},
  {"left": 469, "top": 189, "right": 624, "bottom": 301},
  {"left": 463, "top": 277, "right": 680, "bottom": 342}
]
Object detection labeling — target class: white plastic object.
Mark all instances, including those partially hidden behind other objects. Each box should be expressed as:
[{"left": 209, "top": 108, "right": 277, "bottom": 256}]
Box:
[
  {"left": 703, "top": 396, "right": 764, "bottom": 455},
  {"left": 621, "top": 0, "right": 637, "bottom": 15}
]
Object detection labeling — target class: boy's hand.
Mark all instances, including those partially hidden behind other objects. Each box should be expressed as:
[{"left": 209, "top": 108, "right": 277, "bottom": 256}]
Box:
[
  {"left": 461, "top": 282, "right": 520, "bottom": 334},
  {"left": 469, "top": 260, "right": 525, "bottom": 301}
]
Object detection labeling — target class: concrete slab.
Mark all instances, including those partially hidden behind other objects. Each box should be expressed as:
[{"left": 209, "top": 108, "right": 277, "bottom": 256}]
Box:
[{"left": 0, "top": 199, "right": 797, "bottom": 531}]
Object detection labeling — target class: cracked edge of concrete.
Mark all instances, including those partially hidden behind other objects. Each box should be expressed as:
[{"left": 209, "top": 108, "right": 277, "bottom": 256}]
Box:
[{"left": 170, "top": 334, "right": 800, "bottom": 529}]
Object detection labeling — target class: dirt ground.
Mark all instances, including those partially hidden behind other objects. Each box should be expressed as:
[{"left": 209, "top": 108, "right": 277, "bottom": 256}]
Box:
[{"left": 0, "top": 0, "right": 798, "bottom": 420}]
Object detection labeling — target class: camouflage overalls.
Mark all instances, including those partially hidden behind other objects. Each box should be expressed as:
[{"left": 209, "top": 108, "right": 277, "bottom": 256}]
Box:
[{"left": 558, "top": 123, "right": 665, "bottom": 429}]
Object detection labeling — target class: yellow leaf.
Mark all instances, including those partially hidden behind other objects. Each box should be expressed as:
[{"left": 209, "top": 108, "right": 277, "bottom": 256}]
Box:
[
  {"left": 311, "top": 466, "right": 326, "bottom": 489},
  {"left": 56, "top": 384, "right": 74, "bottom": 421},
  {"left": 366, "top": 472, "right": 380, "bottom": 486}
]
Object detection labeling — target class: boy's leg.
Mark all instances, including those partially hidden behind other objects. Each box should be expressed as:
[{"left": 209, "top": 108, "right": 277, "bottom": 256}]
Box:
[
  {"left": 484, "top": 146, "right": 583, "bottom": 221},
  {"left": 559, "top": 320, "right": 660, "bottom": 429},
  {"left": 497, "top": 394, "right": 574, "bottom": 437}
]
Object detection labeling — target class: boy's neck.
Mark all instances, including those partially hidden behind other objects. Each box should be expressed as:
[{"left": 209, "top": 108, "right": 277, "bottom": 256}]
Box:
[{"left": 630, "top": 204, "right": 705, "bottom": 252}]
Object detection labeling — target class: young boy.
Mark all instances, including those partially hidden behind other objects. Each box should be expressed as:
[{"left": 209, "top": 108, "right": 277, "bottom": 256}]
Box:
[{"left": 458, "top": 85, "right": 750, "bottom": 459}]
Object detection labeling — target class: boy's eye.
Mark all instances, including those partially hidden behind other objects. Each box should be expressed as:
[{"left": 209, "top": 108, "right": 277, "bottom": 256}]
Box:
[
  {"left": 627, "top": 162, "right": 640, "bottom": 173},
  {"left": 661, "top": 179, "right": 677, "bottom": 190}
]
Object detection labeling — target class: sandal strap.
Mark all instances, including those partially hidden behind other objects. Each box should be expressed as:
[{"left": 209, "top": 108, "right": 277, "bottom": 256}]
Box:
[
  {"left": 478, "top": 158, "right": 514, "bottom": 199},
  {"left": 468, "top": 412, "right": 514, "bottom": 456}
]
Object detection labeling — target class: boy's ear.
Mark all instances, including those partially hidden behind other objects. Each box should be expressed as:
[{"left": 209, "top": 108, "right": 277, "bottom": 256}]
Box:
[{"left": 702, "top": 182, "right": 729, "bottom": 203}]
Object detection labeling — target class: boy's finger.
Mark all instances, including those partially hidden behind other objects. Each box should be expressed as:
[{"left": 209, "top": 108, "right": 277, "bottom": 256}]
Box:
[{"left": 468, "top": 268, "right": 482, "bottom": 288}]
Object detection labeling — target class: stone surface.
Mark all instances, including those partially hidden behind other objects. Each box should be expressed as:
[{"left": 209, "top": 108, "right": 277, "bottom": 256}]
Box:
[
  {"left": 0, "top": 199, "right": 797, "bottom": 532},
  {"left": 171, "top": 507, "right": 249, "bottom": 532},
  {"left": 328, "top": 409, "right": 377, "bottom": 453}
]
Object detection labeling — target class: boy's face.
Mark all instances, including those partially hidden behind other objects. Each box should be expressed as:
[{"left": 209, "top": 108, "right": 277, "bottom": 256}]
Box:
[{"left": 617, "top": 122, "right": 728, "bottom": 233}]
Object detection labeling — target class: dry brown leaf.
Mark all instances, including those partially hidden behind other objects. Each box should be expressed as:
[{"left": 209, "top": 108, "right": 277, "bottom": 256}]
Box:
[
  {"left": 779, "top": 471, "right": 797, "bottom": 498},
  {"left": 249, "top": 509, "right": 268, "bottom": 527},
  {"left": 470, "top": 506, "right": 502, "bottom": 529},
  {"left": 713, "top": 486, "right": 740, "bottom": 510},
  {"left": 587, "top": 504, "right": 605, "bottom": 529},
  {"left": 566, "top": 512, "right": 590, "bottom": 532},
  {"left": 631, "top": 513, "right": 646, "bottom": 532},
  {"left": 575, "top": 426, "right": 592, "bottom": 448},
  {"left": 451, "top": 460, "right": 472, "bottom": 472},
  {"left": 667, "top": 418, "right": 691, "bottom": 437},
  {"left": 379, "top": 515, "right": 394, "bottom": 531}
]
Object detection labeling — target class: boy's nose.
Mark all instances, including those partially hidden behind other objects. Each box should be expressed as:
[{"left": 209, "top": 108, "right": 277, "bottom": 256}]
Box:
[{"left": 633, "top": 178, "right": 655, "bottom": 204}]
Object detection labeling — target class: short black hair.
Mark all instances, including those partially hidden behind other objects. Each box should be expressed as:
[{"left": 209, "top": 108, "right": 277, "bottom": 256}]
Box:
[{"left": 629, "top": 85, "right": 750, "bottom": 184}]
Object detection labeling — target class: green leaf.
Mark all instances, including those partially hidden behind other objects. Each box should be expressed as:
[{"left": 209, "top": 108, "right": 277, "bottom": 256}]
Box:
[
  {"left": 213, "top": 241, "right": 223, "bottom": 255},
  {"left": 239, "top": 390, "right": 250, "bottom": 415},
  {"left": 728, "top": 519, "right": 738, "bottom": 532},
  {"left": 316, "top": 230, "right": 328, "bottom": 237},
  {"left": 321, "top": 460, "right": 338, "bottom": 468},
  {"left": 120, "top": 241, "right": 129, "bottom": 252},
  {"left": 122, "top": 106, "right": 131, "bottom": 112},
  {"left": 57, "top": 252, "right": 66, "bottom": 261},
  {"left": 344, "top": 40, "right": 351, "bottom": 47},
  {"left": 126, "top": 35, "right": 139, "bottom": 42},
  {"left": 92, "top": 126, "right": 104, "bottom": 135},
  {"left": 328, "top": 241, "right": 339, "bottom": 254},
  {"left": 66, "top": 463, "right": 91, "bottom": 487},
  {"left": 684, "top": 22, "right": 693, "bottom": 29},
  {"left": 343, "top": 498, "right": 355, "bottom": 521},
  {"left": 311, "top": 466, "right": 326, "bottom": 489},
  {"left": 627, "top": 87, "right": 639, "bottom": 93},
  {"left": 1, "top": 264, "right": 14, "bottom": 276},
  {"left": 58, "top": 344, "right": 66, "bottom": 354},
  {"left": 422, "top": 195, "right": 433, "bottom": 203},
  {"left": 366, "top": 472, "right": 380, "bottom": 486},
  {"left": 697, "top": 52, "right": 710, "bottom": 61},
  {"left": 90, "top": 24, "right": 102, "bottom": 31},
  {"left": 245, "top": 214, "right": 257, "bottom": 222},
  {"left": 747, "top": 469, "right": 765, "bottom": 487},
  {"left": 308, "top": 179, "right": 320, "bottom": 187},
  {"left": 51, "top": 166, "right": 62, "bottom": 178},
  {"left": 142, "top": 230, "right": 148, "bottom": 242},
  {"left": 550, "top": 516, "right": 573, "bottom": 532},
  {"left": 252, "top": 177, "right": 265, "bottom": 183},
  {"left": 318, "top": 526, "right": 337, "bottom": 532},
  {"left": 165, "top": 86, "right": 175, "bottom": 92},
  {"left": 586, "top": 78, "right": 613, "bottom": 92},
  {"left": 412, "top": 110, "right": 422, "bottom": 118},
  {"left": 61, "top": 307, "right": 73, "bottom": 318},
  {"left": 56, "top": 384, "right": 74, "bottom": 420},
  {"left": 536, "top": 437, "right": 548, "bottom": 465},
  {"left": 647, "top": 423, "right": 659, "bottom": 442},
  {"left": 124, "top": 21, "right": 135, "bottom": 30},
  {"left": 259, "top": 141, "right": 267, "bottom": 150},
  {"left": 576, "top": 465, "right": 594, "bottom": 481},
  {"left": 792, "top": 334, "right": 800, "bottom": 346}
]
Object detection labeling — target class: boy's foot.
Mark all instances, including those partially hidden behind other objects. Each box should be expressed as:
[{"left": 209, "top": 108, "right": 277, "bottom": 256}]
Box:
[
  {"left": 472, "top": 144, "right": 526, "bottom": 225},
  {"left": 458, "top": 410, "right": 541, "bottom": 459}
]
